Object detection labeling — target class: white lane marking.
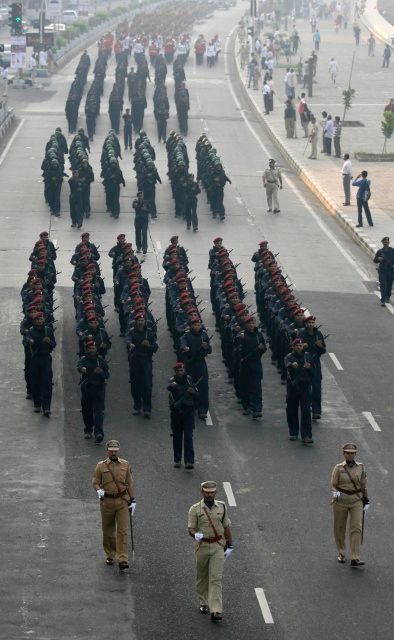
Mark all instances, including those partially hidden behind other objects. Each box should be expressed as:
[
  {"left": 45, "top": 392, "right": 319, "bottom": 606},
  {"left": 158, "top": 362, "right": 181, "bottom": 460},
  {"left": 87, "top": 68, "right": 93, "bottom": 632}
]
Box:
[
  {"left": 223, "top": 34, "right": 369, "bottom": 284},
  {"left": 156, "top": 240, "right": 162, "bottom": 251},
  {"left": 374, "top": 291, "right": 394, "bottom": 315},
  {"left": 329, "top": 352, "right": 343, "bottom": 370},
  {"left": 236, "top": 196, "right": 242, "bottom": 204},
  {"left": 254, "top": 588, "right": 274, "bottom": 624},
  {"left": 0, "top": 118, "right": 25, "bottom": 168},
  {"left": 222, "top": 482, "right": 237, "bottom": 506},
  {"left": 53, "top": 238, "right": 58, "bottom": 249},
  {"left": 362, "top": 411, "right": 381, "bottom": 432},
  {"left": 206, "top": 410, "right": 213, "bottom": 426}
]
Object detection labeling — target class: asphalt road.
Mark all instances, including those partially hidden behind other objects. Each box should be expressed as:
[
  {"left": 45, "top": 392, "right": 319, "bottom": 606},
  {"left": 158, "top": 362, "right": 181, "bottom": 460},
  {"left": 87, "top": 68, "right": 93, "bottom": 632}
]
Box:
[{"left": 1, "top": 2, "right": 394, "bottom": 639}]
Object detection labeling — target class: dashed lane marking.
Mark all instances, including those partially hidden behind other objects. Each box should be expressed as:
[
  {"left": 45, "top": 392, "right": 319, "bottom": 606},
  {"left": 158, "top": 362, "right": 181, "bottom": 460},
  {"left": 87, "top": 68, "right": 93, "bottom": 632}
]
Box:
[
  {"left": 329, "top": 353, "right": 343, "bottom": 370},
  {"left": 254, "top": 588, "right": 274, "bottom": 624},
  {"left": 362, "top": 411, "right": 381, "bottom": 432},
  {"left": 222, "top": 482, "right": 237, "bottom": 506},
  {"left": 206, "top": 410, "right": 213, "bottom": 426},
  {"left": 156, "top": 240, "right": 162, "bottom": 251},
  {"left": 236, "top": 196, "right": 242, "bottom": 204}
]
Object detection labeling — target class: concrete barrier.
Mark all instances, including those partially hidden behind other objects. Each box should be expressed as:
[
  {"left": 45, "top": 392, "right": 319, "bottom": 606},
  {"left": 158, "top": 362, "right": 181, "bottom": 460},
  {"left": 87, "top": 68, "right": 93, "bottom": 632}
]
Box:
[
  {"left": 359, "top": 0, "right": 394, "bottom": 46},
  {"left": 0, "top": 108, "right": 16, "bottom": 142}
]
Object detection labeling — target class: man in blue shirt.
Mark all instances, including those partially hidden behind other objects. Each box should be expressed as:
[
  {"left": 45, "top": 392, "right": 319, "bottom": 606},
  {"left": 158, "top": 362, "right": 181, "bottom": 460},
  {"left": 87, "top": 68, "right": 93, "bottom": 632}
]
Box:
[{"left": 352, "top": 171, "right": 373, "bottom": 228}]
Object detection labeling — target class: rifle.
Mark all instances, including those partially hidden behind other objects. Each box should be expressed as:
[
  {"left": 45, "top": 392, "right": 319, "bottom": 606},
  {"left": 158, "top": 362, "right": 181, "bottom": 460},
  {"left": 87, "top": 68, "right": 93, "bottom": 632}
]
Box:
[{"left": 170, "top": 376, "right": 203, "bottom": 411}]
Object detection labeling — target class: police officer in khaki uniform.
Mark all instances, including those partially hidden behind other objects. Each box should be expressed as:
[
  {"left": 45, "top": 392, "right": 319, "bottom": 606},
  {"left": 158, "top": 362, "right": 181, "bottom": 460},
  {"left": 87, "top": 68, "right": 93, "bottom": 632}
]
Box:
[
  {"left": 262, "top": 158, "right": 282, "bottom": 213},
  {"left": 188, "top": 481, "right": 233, "bottom": 621},
  {"left": 331, "top": 443, "right": 369, "bottom": 567},
  {"left": 92, "top": 440, "right": 136, "bottom": 570},
  {"left": 308, "top": 116, "right": 318, "bottom": 159}
]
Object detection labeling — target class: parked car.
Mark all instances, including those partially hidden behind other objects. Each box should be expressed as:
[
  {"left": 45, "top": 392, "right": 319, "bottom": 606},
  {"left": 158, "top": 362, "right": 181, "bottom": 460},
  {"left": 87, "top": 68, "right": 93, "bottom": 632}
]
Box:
[{"left": 62, "top": 9, "right": 78, "bottom": 23}]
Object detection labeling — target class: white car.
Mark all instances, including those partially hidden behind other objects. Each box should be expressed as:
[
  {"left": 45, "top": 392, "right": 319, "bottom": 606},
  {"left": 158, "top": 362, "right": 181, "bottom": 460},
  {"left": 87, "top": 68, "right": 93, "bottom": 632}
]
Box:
[{"left": 62, "top": 10, "right": 78, "bottom": 24}]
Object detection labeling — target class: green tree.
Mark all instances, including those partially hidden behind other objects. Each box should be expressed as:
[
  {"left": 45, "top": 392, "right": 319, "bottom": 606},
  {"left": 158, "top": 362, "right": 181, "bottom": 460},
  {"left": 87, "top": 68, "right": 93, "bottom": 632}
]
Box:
[
  {"left": 342, "top": 87, "right": 355, "bottom": 123},
  {"left": 381, "top": 111, "right": 394, "bottom": 153}
]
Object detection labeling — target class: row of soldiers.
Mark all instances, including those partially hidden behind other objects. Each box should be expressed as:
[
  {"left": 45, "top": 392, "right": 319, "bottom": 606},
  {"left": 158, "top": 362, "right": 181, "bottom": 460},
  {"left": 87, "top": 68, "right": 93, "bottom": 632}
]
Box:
[
  {"left": 173, "top": 57, "right": 189, "bottom": 137},
  {"left": 166, "top": 131, "right": 200, "bottom": 231},
  {"left": 133, "top": 131, "right": 161, "bottom": 219},
  {"left": 196, "top": 134, "right": 231, "bottom": 221},
  {"left": 209, "top": 237, "right": 266, "bottom": 419},
  {"left": 85, "top": 47, "right": 110, "bottom": 142},
  {"left": 42, "top": 128, "right": 68, "bottom": 217},
  {"left": 71, "top": 233, "right": 111, "bottom": 443},
  {"left": 252, "top": 239, "right": 327, "bottom": 442},
  {"left": 20, "top": 232, "right": 57, "bottom": 417},
  {"left": 100, "top": 131, "right": 126, "bottom": 218},
  {"left": 68, "top": 131, "right": 94, "bottom": 227},
  {"left": 108, "top": 49, "right": 128, "bottom": 134},
  {"left": 66, "top": 50, "right": 91, "bottom": 134},
  {"left": 163, "top": 235, "right": 211, "bottom": 468}
]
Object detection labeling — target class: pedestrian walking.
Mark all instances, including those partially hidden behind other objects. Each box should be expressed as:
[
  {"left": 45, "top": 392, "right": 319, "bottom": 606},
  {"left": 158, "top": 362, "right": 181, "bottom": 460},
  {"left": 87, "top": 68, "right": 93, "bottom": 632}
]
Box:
[
  {"left": 323, "top": 115, "right": 334, "bottom": 155},
  {"left": 92, "top": 440, "right": 136, "bottom": 571},
  {"left": 331, "top": 443, "right": 369, "bottom": 567},
  {"left": 373, "top": 236, "right": 394, "bottom": 306},
  {"left": 167, "top": 362, "right": 199, "bottom": 469},
  {"left": 382, "top": 45, "right": 391, "bottom": 68},
  {"left": 353, "top": 20, "right": 360, "bottom": 45},
  {"left": 308, "top": 116, "right": 318, "bottom": 159},
  {"left": 333, "top": 116, "right": 342, "bottom": 157},
  {"left": 262, "top": 158, "right": 282, "bottom": 213},
  {"left": 262, "top": 79, "right": 271, "bottom": 114},
  {"left": 328, "top": 57, "right": 338, "bottom": 83},
  {"left": 298, "top": 93, "right": 310, "bottom": 137},
  {"left": 284, "top": 99, "right": 296, "bottom": 138},
  {"left": 132, "top": 191, "right": 149, "bottom": 255},
  {"left": 284, "top": 338, "right": 313, "bottom": 444},
  {"left": 352, "top": 171, "right": 373, "bottom": 227},
  {"left": 188, "top": 481, "right": 233, "bottom": 622},
  {"left": 367, "top": 33, "right": 375, "bottom": 56},
  {"left": 342, "top": 153, "right": 352, "bottom": 205},
  {"left": 313, "top": 29, "right": 321, "bottom": 51}
]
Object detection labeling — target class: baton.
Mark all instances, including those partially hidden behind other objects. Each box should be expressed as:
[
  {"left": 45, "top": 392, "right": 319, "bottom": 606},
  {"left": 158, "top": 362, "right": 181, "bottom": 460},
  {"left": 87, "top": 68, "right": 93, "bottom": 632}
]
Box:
[
  {"left": 361, "top": 509, "right": 365, "bottom": 544},
  {"left": 302, "top": 138, "right": 310, "bottom": 155},
  {"left": 129, "top": 511, "right": 135, "bottom": 561}
]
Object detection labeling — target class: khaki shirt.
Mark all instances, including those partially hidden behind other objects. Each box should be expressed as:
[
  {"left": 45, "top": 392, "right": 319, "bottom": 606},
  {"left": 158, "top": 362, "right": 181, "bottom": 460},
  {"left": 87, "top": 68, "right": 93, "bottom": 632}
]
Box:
[
  {"left": 188, "top": 499, "right": 231, "bottom": 539},
  {"left": 331, "top": 461, "right": 367, "bottom": 504},
  {"left": 92, "top": 457, "right": 134, "bottom": 498},
  {"left": 263, "top": 167, "right": 281, "bottom": 186}
]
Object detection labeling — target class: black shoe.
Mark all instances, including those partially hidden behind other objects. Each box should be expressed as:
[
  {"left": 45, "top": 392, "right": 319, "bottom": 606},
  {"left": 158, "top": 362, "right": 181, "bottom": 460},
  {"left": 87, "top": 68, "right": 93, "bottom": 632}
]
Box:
[
  {"left": 43, "top": 410, "right": 51, "bottom": 418},
  {"left": 252, "top": 411, "right": 262, "bottom": 419},
  {"left": 77, "top": 224, "right": 82, "bottom": 228},
  {"left": 343, "top": 203, "right": 350, "bottom": 206},
  {"left": 338, "top": 554, "right": 346, "bottom": 563},
  {"left": 211, "top": 612, "right": 222, "bottom": 621},
  {"left": 34, "top": 406, "right": 41, "bottom": 413},
  {"left": 174, "top": 461, "right": 182, "bottom": 468},
  {"left": 95, "top": 434, "right": 104, "bottom": 444},
  {"left": 199, "top": 605, "right": 209, "bottom": 614},
  {"left": 242, "top": 409, "right": 250, "bottom": 415},
  {"left": 132, "top": 409, "right": 140, "bottom": 416},
  {"left": 71, "top": 223, "right": 76, "bottom": 227},
  {"left": 119, "top": 561, "right": 129, "bottom": 571},
  {"left": 143, "top": 411, "right": 151, "bottom": 419},
  {"left": 185, "top": 462, "right": 194, "bottom": 470},
  {"left": 381, "top": 302, "right": 386, "bottom": 307},
  {"left": 84, "top": 433, "right": 93, "bottom": 439},
  {"left": 193, "top": 228, "right": 198, "bottom": 232},
  {"left": 273, "top": 209, "right": 280, "bottom": 213},
  {"left": 267, "top": 208, "right": 272, "bottom": 212},
  {"left": 289, "top": 435, "right": 297, "bottom": 441},
  {"left": 198, "top": 413, "right": 207, "bottom": 420},
  {"left": 186, "top": 225, "right": 191, "bottom": 229},
  {"left": 312, "top": 413, "right": 321, "bottom": 420},
  {"left": 106, "top": 557, "right": 114, "bottom": 565},
  {"left": 302, "top": 437, "right": 314, "bottom": 445},
  {"left": 119, "top": 332, "right": 125, "bottom": 337},
  {"left": 143, "top": 251, "right": 147, "bottom": 255},
  {"left": 26, "top": 393, "right": 33, "bottom": 400},
  {"left": 355, "top": 224, "right": 363, "bottom": 228},
  {"left": 350, "top": 559, "right": 365, "bottom": 567}
]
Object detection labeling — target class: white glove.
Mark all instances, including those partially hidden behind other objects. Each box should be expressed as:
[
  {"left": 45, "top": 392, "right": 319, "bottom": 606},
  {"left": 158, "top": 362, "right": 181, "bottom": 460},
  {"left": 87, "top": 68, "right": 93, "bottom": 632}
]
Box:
[
  {"left": 224, "top": 548, "right": 233, "bottom": 559},
  {"left": 194, "top": 532, "right": 204, "bottom": 542},
  {"left": 128, "top": 500, "right": 136, "bottom": 514},
  {"left": 363, "top": 503, "right": 370, "bottom": 512},
  {"left": 97, "top": 489, "right": 105, "bottom": 499},
  {"left": 332, "top": 491, "right": 341, "bottom": 498}
]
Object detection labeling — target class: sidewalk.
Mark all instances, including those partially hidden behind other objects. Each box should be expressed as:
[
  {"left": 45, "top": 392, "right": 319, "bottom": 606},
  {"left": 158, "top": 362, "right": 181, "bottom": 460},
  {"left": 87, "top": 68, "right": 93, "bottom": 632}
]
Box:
[{"left": 235, "top": 8, "right": 394, "bottom": 258}]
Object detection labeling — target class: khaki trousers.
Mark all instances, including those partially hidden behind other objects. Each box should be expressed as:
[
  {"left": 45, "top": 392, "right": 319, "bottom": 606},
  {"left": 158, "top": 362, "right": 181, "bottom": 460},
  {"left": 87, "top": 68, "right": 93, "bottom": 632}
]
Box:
[
  {"left": 195, "top": 543, "right": 224, "bottom": 613},
  {"left": 100, "top": 498, "right": 129, "bottom": 563},
  {"left": 332, "top": 500, "right": 363, "bottom": 560},
  {"left": 265, "top": 183, "right": 279, "bottom": 210},
  {"left": 310, "top": 135, "right": 317, "bottom": 158},
  {"left": 285, "top": 117, "right": 295, "bottom": 138}
]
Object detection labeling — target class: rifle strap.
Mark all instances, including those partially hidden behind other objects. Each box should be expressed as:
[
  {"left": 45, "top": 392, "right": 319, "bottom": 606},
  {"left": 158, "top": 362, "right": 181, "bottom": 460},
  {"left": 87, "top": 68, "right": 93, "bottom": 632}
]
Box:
[
  {"left": 202, "top": 506, "right": 220, "bottom": 539},
  {"left": 342, "top": 464, "right": 364, "bottom": 498},
  {"left": 105, "top": 462, "right": 129, "bottom": 504}
]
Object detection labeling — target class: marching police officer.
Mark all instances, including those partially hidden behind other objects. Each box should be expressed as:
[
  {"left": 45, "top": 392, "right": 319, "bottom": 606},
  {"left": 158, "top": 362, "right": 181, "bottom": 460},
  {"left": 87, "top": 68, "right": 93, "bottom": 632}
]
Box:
[
  {"left": 284, "top": 337, "right": 313, "bottom": 444},
  {"left": 262, "top": 158, "right": 282, "bottom": 213},
  {"left": 92, "top": 440, "right": 136, "bottom": 571},
  {"left": 126, "top": 313, "right": 158, "bottom": 418},
  {"left": 123, "top": 108, "right": 133, "bottom": 150},
  {"left": 25, "top": 311, "right": 56, "bottom": 417},
  {"left": 373, "top": 236, "right": 394, "bottom": 306},
  {"left": 188, "top": 481, "right": 233, "bottom": 621},
  {"left": 180, "top": 317, "right": 211, "bottom": 420},
  {"left": 167, "top": 362, "right": 199, "bottom": 469},
  {"left": 77, "top": 340, "right": 109, "bottom": 443},
  {"left": 299, "top": 315, "right": 326, "bottom": 420},
  {"left": 331, "top": 443, "right": 369, "bottom": 567}
]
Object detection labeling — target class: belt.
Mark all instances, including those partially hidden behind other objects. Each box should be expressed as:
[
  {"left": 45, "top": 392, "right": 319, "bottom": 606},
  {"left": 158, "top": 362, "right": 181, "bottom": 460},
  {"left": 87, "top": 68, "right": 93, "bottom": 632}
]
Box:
[
  {"left": 201, "top": 535, "right": 222, "bottom": 543},
  {"left": 104, "top": 489, "right": 127, "bottom": 499},
  {"left": 335, "top": 488, "right": 360, "bottom": 495}
]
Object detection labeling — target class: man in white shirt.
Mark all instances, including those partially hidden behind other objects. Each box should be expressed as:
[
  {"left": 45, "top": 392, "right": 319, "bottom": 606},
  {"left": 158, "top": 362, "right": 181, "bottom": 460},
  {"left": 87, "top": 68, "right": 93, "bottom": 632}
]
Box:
[
  {"left": 323, "top": 115, "right": 334, "bottom": 155},
  {"left": 329, "top": 57, "right": 338, "bottom": 83},
  {"left": 342, "top": 153, "right": 352, "bottom": 205}
]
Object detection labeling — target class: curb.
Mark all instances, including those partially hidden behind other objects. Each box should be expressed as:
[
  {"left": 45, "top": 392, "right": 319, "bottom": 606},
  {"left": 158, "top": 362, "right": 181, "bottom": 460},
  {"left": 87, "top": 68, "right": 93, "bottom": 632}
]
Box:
[
  {"left": 0, "top": 109, "right": 16, "bottom": 142},
  {"left": 233, "top": 34, "right": 376, "bottom": 261},
  {"left": 359, "top": 0, "right": 394, "bottom": 47}
]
